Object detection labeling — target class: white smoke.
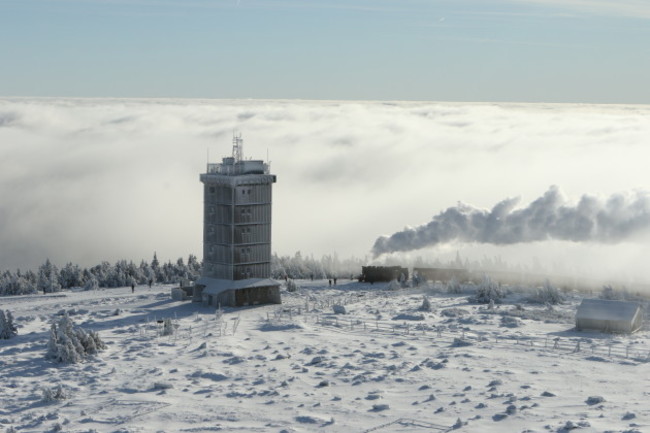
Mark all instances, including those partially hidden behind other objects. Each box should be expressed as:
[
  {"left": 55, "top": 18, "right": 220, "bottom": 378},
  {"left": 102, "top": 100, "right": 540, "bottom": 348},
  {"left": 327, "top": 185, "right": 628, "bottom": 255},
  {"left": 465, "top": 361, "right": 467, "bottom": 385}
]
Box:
[{"left": 372, "top": 186, "right": 650, "bottom": 257}]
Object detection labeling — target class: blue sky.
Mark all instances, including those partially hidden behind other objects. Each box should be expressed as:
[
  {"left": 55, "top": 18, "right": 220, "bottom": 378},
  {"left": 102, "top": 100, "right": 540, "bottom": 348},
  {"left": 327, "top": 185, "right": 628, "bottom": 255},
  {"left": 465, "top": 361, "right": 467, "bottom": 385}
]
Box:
[{"left": 2, "top": 0, "right": 649, "bottom": 103}]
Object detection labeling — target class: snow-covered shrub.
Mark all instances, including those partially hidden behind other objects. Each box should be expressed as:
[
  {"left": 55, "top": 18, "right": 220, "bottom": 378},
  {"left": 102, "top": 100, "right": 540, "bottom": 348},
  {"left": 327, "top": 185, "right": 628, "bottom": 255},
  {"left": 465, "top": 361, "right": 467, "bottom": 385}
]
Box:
[
  {"left": 420, "top": 296, "right": 432, "bottom": 312},
  {"left": 286, "top": 279, "right": 298, "bottom": 292},
  {"left": 446, "top": 276, "right": 462, "bottom": 294},
  {"left": 161, "top": 318, "right": 174, "bottom": 336},
  {"left": 529, "top": 280, "right": 564, "bottom": 305},
  {"left": 47, "top": 313, "right": 105, "bottom": 363},
  {"left": 500, "top": 315, "right": 521, "bottom": 328},
  {"left": 388, "top": 279, "right": 402, "bottom": 291},
  {"left": 474, "top": 275, "right": 504, "bottom": 304},
  {"left": 392, "top": 313, "right": 425, "bottom": 321},
  {"left": 441, "top": 307, "right": 470, "bottom": 317},
  {"left": 451, "top": 338, "right": 472, "bottom": 347},
  {"left": 586, "top": 396, "right": 605, "bottom": 405},
  {"left": 41, "top": 384, "right": 68, "bottom": 402},
  {"left": 0, "top": 309, "right": 18, "bottom": 339},
  {"left": 601, "top": 285, "right": 624, "bottom": 300},
  {"left": 152, "top": 381, "right": 173, "bottom": 390},
  {"left": 333, "top": 304, "right": 347, "bottom": 315}
]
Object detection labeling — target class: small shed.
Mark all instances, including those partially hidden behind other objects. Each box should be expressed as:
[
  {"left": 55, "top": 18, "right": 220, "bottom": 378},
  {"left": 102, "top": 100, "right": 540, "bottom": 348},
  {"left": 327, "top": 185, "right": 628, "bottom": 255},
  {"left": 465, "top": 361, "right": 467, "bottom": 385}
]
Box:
[{"left": 575, "top": 298, "right": 643, "bottom": 333}]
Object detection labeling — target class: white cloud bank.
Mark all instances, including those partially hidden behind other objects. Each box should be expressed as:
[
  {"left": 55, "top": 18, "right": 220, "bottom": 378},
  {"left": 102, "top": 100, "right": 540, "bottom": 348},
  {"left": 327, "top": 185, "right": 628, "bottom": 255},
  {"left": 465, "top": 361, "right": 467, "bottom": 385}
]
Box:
[{"left": 1, "top": 98, "right": 650, "bottom": 279}]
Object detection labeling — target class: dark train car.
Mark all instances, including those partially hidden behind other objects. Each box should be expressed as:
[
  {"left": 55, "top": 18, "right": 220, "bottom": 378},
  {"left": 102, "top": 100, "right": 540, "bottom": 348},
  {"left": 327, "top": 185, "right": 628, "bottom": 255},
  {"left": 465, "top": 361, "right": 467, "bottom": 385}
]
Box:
[{"left": 361, "top": 266, "right": 409, "bottom": 283}]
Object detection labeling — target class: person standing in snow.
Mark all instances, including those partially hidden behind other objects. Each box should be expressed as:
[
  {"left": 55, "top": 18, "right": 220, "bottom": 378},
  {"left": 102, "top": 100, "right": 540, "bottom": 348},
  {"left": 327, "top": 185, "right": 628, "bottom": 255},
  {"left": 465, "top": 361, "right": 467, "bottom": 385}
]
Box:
[{"left": 131, "top": 283, "right": 135, "bottom": 293}]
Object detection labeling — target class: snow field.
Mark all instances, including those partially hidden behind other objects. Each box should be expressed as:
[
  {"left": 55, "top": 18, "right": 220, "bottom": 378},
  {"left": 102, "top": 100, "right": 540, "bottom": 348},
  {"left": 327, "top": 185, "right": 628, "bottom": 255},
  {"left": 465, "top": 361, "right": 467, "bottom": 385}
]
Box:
[{"left": 1, "top": 281, "right": 649, "bottom": 433}]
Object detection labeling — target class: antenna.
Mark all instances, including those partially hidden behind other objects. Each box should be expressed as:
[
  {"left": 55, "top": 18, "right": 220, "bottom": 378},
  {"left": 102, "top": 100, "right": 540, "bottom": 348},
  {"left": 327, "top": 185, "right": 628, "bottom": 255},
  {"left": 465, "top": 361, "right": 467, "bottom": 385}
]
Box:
[{"left": 232, "top": 131, "right": 243, "bottom": 162}]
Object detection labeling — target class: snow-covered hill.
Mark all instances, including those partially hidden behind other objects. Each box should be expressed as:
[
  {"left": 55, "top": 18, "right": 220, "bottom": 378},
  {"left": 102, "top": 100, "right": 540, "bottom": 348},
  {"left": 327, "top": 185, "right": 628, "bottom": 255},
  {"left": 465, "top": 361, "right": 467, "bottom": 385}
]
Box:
[{"left": 1, "top": 281, "right": 648, "bottom": 433}]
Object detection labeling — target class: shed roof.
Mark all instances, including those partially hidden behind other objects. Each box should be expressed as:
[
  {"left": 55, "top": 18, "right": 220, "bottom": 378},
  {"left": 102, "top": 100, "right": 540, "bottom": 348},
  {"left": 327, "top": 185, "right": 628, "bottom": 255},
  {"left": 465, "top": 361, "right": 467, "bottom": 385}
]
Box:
[
  {"left": 197, "top": 277, "right": 280, "bottom": 296},
  {"left": 576, "top": 298, "right": 641, "bottom": 322}
]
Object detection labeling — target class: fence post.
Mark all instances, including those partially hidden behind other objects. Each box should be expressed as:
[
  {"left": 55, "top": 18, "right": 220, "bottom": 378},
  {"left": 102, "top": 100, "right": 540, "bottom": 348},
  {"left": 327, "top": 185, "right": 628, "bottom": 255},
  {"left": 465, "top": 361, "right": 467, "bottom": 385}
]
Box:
[{"left": 573, "top": 341, "right": 581, "bottom": 353}]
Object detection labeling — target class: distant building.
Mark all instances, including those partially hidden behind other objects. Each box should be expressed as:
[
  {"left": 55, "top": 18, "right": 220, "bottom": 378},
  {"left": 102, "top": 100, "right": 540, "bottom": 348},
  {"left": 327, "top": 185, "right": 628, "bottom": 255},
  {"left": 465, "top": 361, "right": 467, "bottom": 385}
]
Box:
[
  {"left": 575, "top": 298, "right": 643, "bottom": 334},
  {"left": 194, "top": 134, "right": 281, "bottom": 307}
]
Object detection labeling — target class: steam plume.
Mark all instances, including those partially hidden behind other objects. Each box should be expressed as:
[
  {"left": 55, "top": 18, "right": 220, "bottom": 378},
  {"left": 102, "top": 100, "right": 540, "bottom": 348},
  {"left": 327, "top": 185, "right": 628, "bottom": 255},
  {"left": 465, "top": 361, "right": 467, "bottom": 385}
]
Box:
[{"left": 372, "top": 186, "right": 650, "bottom": 257}]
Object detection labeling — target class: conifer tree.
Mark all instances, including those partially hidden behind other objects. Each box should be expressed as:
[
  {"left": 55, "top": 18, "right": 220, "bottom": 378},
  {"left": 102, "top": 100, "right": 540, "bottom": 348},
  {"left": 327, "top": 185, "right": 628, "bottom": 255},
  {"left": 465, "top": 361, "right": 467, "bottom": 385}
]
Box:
[{"left": 0, "top": 309, "right": 18, "bottom": 339}]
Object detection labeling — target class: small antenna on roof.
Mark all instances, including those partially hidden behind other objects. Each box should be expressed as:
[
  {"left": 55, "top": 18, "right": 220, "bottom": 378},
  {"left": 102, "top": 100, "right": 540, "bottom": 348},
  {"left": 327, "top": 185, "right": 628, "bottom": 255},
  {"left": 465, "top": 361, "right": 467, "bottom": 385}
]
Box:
[{"left": 232, "top": 131, "right": 243, "bottom": 162}]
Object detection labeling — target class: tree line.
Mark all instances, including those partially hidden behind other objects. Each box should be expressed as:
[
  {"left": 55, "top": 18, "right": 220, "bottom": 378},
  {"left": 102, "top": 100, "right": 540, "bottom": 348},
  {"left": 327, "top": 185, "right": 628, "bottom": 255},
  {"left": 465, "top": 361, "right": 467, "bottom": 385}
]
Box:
[
  {"left": 0, "top": 251, "right": 369, "bottom": 296},
  {"left": 0, "top": 253, "right": 201, "bottom": 296}
]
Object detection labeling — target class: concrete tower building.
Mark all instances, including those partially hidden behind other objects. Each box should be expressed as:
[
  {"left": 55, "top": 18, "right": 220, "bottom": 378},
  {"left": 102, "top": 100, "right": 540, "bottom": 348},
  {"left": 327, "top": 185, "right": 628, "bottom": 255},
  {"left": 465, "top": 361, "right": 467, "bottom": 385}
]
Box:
[{"left": 195, "top": 134, "right": 281, "bottom": 307}]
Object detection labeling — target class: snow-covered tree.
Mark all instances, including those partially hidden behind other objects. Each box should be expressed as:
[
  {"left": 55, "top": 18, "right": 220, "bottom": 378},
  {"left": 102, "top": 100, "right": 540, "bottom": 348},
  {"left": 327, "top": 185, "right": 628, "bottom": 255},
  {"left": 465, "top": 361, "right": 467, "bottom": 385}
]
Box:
[
  {"left": 446, "top": 276, "right": 462, "bottom": 294},
  {"left": 37, "top": 259, "right": 61, "bottom": 294},
  {"left": 83, "top": 274, "right": 99, "bottom": 291},
  {"left": 47, "top": 313, "right": 105, "bottom": 363},
  {"left": 286, "top": 279, "right": 298, "bottom": 292},
  {"left": 0, "top": 309, "right": 18, "bottom": 339},
  {"left": 59, "top": 262, "right": 84, "bottom": 289},
  {"left": 0, "top": 270, "right": 37, "bottom": 296},
  {"left": 187, "top": 254, "right": 202, "bottom": 279}
]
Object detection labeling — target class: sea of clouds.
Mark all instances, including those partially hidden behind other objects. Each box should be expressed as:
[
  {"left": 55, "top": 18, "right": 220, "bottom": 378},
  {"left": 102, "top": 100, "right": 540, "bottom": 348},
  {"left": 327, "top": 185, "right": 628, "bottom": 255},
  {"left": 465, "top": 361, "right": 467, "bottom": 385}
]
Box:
[{"left": 1, "top": 98, "right": 650, "bottom": 279}]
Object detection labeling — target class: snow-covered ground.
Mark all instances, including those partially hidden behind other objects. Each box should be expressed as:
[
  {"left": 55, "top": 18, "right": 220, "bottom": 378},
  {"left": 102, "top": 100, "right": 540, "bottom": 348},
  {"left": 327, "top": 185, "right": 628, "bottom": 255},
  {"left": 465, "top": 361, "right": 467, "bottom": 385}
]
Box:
[{"left": 1, "top": 281, "right": 649, "bottom": 433}]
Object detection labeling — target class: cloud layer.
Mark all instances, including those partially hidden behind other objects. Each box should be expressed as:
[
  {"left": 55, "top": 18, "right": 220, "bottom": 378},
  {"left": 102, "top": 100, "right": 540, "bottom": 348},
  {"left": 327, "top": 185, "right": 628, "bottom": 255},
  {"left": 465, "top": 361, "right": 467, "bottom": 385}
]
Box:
[
  {"left": 1, "top": 98, "right": 650, "bottom": 273},
  {"left": 372, "top": 186, "right": 650, "bottom": 256}
]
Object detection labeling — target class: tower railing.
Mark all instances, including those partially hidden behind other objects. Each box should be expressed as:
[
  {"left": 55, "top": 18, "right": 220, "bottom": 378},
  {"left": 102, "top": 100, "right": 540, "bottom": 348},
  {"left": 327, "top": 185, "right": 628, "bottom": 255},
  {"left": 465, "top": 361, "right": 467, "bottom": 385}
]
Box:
[{"left": 206, "top": 161, "right": 270, "bottom": 175}]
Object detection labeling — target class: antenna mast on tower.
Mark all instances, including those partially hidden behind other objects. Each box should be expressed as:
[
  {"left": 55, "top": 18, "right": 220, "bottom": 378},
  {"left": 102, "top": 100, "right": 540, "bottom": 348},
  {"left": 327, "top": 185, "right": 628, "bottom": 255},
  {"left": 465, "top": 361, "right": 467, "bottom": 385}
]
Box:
[{"left": 232, "top": 132, "right": 243, "bottom": 162}]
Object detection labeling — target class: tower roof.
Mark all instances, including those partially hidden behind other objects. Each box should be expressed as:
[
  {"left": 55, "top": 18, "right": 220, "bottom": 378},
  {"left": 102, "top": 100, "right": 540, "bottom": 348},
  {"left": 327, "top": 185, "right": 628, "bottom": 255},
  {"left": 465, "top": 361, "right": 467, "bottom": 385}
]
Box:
[{"left": 205, "top": 134, "right": 271, "bottom": 176}]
